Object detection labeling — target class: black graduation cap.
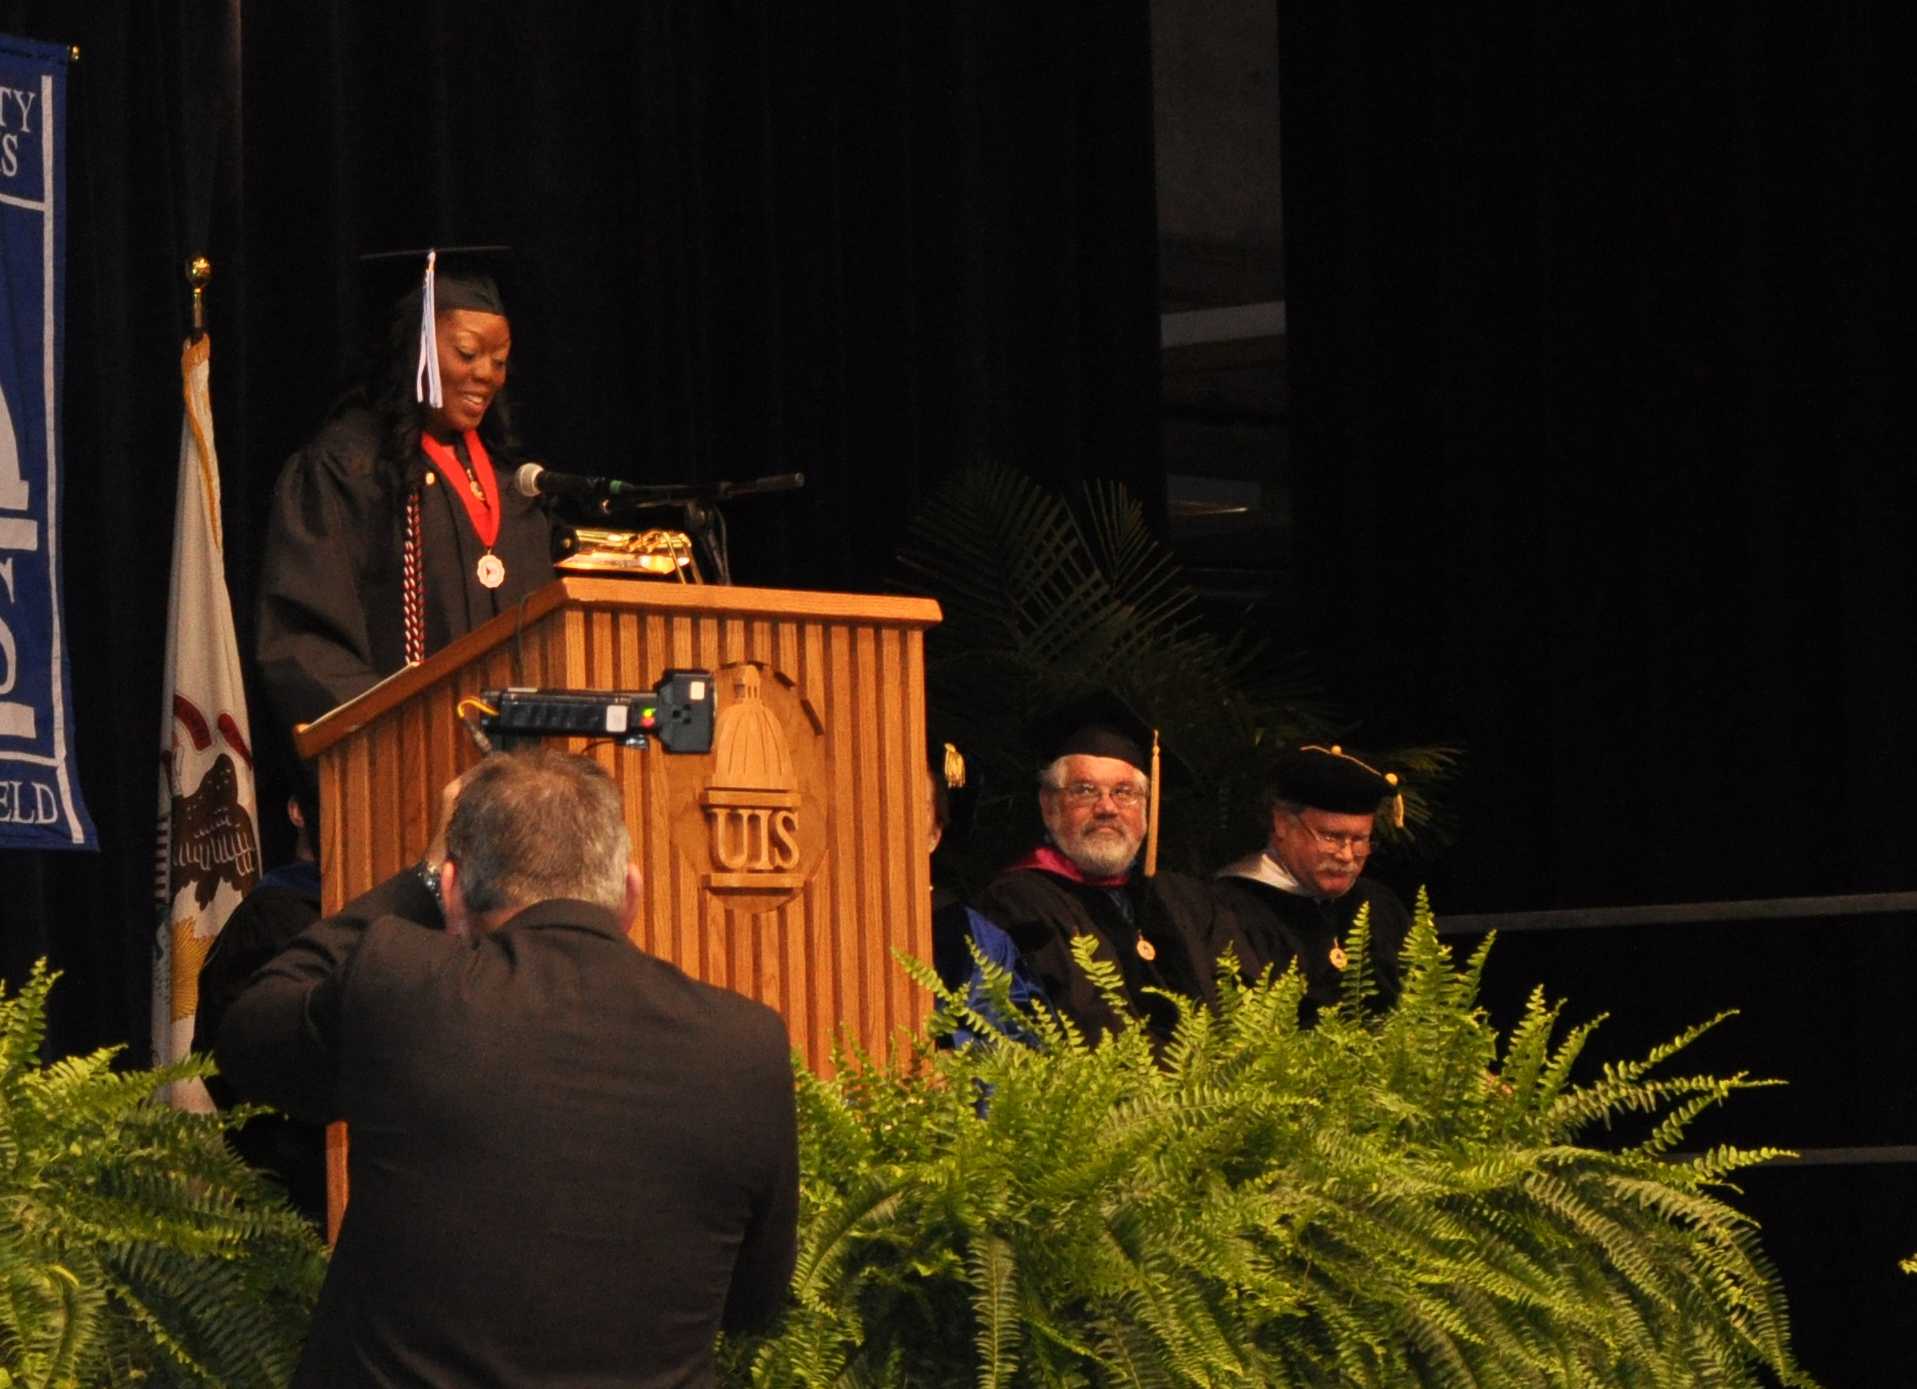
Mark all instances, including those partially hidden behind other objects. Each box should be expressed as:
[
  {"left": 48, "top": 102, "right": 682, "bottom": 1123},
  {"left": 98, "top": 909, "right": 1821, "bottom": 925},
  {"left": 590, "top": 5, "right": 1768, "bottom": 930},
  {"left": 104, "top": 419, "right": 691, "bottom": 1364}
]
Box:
[
  {"left": 1272, "top": 743, "right": 1405, "bottom": 825},
  {"left": 358, "top": 245, "right": 514, "bottom": 317},
  {"left": 1021, "top": 689, "right": 1193, "bottom": 786},
  {"left": 356, "top": 246, "right": 518, "bottom": 409}
]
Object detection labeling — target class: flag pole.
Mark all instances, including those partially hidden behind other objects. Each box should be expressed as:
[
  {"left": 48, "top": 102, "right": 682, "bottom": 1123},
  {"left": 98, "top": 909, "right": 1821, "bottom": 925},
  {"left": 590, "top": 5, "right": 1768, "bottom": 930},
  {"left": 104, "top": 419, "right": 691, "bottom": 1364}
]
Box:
[{"left": 185, "top": 256, "right": 210, "bottom": 343}]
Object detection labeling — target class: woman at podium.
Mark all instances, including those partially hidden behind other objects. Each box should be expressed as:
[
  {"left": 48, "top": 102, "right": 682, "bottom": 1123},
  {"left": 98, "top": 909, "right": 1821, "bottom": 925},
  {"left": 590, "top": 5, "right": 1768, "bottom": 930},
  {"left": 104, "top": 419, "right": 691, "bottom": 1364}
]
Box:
[{"left": 256, "top": 247, "right": 555, "bottom": 731}]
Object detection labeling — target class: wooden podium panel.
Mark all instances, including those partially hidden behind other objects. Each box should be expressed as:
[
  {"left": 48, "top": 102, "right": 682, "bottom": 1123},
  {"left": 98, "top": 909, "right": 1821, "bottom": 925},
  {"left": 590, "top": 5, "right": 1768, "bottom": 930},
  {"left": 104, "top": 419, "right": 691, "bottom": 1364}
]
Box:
[{"left": 295, "top": 578, "right": 943, "bottom": 1074}]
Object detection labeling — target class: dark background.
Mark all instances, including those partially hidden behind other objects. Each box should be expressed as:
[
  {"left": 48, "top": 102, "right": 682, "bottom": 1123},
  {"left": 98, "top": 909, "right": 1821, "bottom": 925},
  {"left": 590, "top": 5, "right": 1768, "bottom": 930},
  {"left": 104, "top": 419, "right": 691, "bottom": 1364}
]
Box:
[
  {"left": 0, "top": 2, "right": 1906, "bottom": 1379},
  {"left": 1275, "top": 11, "right": 1909, "bottom": 1377}
]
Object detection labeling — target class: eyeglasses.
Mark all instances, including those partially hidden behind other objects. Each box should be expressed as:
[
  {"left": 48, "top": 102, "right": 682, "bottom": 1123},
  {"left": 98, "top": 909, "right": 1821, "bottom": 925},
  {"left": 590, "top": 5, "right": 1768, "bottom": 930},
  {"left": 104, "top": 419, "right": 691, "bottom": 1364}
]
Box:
[
  {"left": 1050, "top": 781, "right": 1147, "bottom": 808},
  {"left": 1290, "top": 811, "right": 1371, "bottom": 855}
]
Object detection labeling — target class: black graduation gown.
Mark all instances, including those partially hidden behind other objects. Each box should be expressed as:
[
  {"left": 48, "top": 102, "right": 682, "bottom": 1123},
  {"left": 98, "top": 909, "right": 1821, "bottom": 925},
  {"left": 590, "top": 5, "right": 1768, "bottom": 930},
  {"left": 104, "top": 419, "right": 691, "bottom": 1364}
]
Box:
[
  {"left": 190, "top": 861, "right": 326, "bottom": 1223},
  {"left": 256, "top": 406, "right": 556, "bottom": 731},
  {"left": 932, "top": 887, "right": 979, "bottom": 996},
  {"left": 1211, "top": 860, "right": 1411, "bottom": 1021},
  {"left": 974, "top": 863, "right": 1249, "bottom": 1043}
]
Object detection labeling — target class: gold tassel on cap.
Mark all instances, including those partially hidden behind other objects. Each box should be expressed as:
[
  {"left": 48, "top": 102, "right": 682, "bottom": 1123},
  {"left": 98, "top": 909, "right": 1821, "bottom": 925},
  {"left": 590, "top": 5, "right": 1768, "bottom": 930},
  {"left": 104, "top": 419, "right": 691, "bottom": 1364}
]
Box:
[
  {"left": 1385, "top": 771, "right": 1405, "bottom": 828},
  {"left": 1144, "top": 729, "right": 1162, "bottom": 878},
  {"left": 942, "top": 741, "right": 967, "bottom": 790}
]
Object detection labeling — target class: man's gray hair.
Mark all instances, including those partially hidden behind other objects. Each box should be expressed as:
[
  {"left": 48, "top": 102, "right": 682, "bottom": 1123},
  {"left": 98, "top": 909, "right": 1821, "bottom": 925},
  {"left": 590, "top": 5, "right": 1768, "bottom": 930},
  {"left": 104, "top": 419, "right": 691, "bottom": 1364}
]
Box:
[
  {"left": 1037, "top": 756, "right": 1149, "bottom": 793},
  {"left": 444, "top": 749, "right": 631, "bottom": 915}
]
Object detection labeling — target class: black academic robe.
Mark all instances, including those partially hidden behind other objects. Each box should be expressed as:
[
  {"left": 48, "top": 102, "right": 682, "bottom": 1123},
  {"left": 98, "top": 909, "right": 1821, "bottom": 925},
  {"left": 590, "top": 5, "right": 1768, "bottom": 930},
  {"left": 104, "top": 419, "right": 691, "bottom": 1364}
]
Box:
[
  {"left": 190, "top": 860, "right": 326, "bottom": 1224},
  {"left": 974, "top": 861, "right": 1249, "bottom": 1044},
  {"left": 1212, "top": 854, "right": 1411, "bottom": 1020},
  {"left": 256, "top": 406, "right": 555, "bottom": 731}
]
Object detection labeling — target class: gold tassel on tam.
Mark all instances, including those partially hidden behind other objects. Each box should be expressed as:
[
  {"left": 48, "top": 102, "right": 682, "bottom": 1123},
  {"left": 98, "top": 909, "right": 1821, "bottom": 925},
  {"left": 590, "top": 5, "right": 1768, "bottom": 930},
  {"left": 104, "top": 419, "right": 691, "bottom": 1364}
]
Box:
[{"left": 1144, "top": 729, "right": 1162, "bottom": 878}]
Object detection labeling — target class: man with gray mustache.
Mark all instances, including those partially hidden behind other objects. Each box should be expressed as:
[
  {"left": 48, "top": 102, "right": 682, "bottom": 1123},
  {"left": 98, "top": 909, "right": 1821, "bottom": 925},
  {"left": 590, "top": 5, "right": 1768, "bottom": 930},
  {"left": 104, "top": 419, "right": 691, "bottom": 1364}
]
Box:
[{"left": 1214, "top": 743, "right": 1412, "bottom": 1023}]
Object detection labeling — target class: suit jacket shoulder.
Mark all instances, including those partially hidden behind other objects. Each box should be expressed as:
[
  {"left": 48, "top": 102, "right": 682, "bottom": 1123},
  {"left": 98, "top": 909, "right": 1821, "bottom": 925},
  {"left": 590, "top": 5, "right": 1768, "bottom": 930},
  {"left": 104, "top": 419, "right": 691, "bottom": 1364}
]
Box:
[{"left": 254, "top": 886, "right": 797, "bottom": 1387}]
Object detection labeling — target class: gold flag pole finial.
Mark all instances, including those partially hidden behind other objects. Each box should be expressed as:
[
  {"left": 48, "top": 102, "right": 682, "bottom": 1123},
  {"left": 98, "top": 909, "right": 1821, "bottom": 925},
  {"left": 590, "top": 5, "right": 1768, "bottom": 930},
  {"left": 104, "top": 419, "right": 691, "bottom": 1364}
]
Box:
[{"left": 186, "top": 257, "right": 212, "bottom": 341}]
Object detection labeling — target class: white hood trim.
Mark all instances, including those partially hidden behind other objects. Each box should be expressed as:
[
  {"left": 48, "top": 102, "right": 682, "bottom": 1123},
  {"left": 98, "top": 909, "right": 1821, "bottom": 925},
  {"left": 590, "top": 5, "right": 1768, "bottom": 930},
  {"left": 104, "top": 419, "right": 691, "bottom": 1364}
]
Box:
[{"left": 1215, "top": 850, "right": 1310, "bottom": 897}]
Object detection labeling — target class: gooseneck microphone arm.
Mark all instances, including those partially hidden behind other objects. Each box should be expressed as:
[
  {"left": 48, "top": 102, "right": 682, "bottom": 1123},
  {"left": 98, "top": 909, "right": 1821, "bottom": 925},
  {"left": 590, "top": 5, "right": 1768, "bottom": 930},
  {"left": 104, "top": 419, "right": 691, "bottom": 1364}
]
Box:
[{"left": 515, "top": 463, "right": 805, "bottom": 586}]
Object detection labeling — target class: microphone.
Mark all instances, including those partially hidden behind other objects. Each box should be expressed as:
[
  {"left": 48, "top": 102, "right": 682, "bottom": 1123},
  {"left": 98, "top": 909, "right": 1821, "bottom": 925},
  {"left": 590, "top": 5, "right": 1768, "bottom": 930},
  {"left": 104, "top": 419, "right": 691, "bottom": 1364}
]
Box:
[
  {"left": 514, "top": 462, "right": 633, "bottom": 502},
  {"left": 515, "top": 463, "right": 806, "bottom": 506},
  {"left": 717, "top": 472, "right": 805, "bottom": 499}
]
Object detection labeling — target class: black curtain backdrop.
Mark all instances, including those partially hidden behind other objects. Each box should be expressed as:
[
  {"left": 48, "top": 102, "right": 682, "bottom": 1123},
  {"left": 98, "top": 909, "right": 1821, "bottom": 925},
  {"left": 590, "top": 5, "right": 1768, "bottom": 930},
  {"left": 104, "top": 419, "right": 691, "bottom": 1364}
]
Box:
[
  {"left": 1281, "top": 6, "right": 1896, "bottom": 912},
  {"left": 1280, "top": 7, "right": 1909, "bottom": 1378},
  {"left": 0, "top": 1, "right": 1161, "bottom": 1058}
]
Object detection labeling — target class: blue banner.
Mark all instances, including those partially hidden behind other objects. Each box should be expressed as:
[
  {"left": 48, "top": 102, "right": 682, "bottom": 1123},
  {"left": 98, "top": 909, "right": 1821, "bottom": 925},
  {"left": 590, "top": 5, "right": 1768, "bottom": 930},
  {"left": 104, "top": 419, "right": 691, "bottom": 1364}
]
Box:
[{"left": 0, "top": 34, "right": 94, "bottom": 850}]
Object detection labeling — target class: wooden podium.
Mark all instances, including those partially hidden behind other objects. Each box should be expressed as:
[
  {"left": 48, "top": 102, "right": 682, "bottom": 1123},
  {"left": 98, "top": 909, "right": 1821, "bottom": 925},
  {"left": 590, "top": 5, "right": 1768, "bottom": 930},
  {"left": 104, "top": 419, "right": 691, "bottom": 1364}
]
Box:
[{"left": 295, "top": 576, "right": 944, "bottom": 1074}]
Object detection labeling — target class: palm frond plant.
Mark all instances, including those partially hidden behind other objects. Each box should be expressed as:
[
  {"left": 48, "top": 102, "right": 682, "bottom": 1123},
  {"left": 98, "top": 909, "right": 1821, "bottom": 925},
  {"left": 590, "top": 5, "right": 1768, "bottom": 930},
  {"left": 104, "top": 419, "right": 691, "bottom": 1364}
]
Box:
[
  {"left": 722, "top": 897, "right": 1814, "bottom": 1387},
  {"left": 895, "top": 463, "right": 1461, "bottom": 886},
  {"left": 1, "top": 961, "right": 325, "bottom": 1389}
]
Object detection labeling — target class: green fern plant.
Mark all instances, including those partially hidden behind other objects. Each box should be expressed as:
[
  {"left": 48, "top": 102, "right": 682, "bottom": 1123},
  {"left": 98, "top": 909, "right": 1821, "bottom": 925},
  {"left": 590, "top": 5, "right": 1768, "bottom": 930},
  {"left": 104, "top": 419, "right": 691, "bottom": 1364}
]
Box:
[
  {"left": 721, "top": 896, "right": 1815, "bottom": 1387},
  {"left": 895, "top": 463, "right": 1462, "bottom": 884},
  {"left": 0, "top": 961, "right": 325, "bottom": 1389}
]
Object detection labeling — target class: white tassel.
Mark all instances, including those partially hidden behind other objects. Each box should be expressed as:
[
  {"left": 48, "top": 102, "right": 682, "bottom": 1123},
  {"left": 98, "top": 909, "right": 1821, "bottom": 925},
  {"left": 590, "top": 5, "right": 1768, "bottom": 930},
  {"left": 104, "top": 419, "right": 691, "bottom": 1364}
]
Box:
[{"left": 415, "top": 248, "right": 442, "bottom": 408}]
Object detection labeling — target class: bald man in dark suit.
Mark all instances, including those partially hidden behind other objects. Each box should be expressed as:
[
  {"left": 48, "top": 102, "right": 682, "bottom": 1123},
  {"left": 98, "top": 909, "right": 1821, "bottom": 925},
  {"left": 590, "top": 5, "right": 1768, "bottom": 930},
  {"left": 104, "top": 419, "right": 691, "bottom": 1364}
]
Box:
[{"left": 219, "top": 749, "right": 797, "bottom": 1388}]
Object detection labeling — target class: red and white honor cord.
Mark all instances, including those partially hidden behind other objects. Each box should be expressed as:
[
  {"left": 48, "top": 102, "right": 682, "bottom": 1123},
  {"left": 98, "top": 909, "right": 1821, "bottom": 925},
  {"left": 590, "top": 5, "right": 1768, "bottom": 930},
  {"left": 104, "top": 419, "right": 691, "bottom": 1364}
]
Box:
[{"left": 402, "top": 484, "right": 426, "bottom": 665}]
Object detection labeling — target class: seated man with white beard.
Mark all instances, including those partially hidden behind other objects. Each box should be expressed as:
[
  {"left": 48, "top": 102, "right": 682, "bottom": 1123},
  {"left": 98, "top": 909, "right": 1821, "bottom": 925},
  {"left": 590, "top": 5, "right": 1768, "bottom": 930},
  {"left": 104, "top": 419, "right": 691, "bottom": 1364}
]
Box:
[{"left": 974, "top": 694, "right": 1247, "bottom": 1044}]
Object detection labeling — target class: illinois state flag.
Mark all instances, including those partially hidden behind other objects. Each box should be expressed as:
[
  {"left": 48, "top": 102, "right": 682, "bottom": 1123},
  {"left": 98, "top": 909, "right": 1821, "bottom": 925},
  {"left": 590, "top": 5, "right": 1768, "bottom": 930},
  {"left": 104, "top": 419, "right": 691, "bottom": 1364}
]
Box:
[{"left": 154, "top": 334, "right": 260, "bottom": 1110}]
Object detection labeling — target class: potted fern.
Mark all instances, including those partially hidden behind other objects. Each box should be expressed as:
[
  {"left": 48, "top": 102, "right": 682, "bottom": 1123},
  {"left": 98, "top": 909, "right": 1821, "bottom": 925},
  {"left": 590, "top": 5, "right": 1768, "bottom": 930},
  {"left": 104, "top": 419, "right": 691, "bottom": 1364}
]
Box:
[
  {"left": 723, "top": 900, "right": 1815, "bottom": 1386},
  {"left": 0, "top": 962, "right": 325, "bottom": 1389}
]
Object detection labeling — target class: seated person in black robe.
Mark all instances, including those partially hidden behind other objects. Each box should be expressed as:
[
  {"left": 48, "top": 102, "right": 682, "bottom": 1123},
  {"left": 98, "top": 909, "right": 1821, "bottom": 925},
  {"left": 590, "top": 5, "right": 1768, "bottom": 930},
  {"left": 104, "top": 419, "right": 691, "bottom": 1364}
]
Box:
[
  {"left": 973, "top": 692, "right": 1248, "bottom": 1045},
  {"left": 1213, "top": 743, "right": 1412, "bottom": 1022},
  {"left": 190, "top": 788, "right": 326, "bottom": 1225},
  {"left": 925, "top": 740, "right": 1047, "bottom": 1046},
  {"left": 256, "top": 247, "right": 556, "bottom": 733}
]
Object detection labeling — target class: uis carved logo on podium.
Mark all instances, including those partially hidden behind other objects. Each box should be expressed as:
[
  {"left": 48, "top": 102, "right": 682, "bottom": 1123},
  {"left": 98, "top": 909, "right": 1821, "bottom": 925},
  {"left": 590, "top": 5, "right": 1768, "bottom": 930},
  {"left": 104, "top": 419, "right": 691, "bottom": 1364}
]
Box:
[{"left": 667, "top": 662, "right": 827, "bottom": 916}]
